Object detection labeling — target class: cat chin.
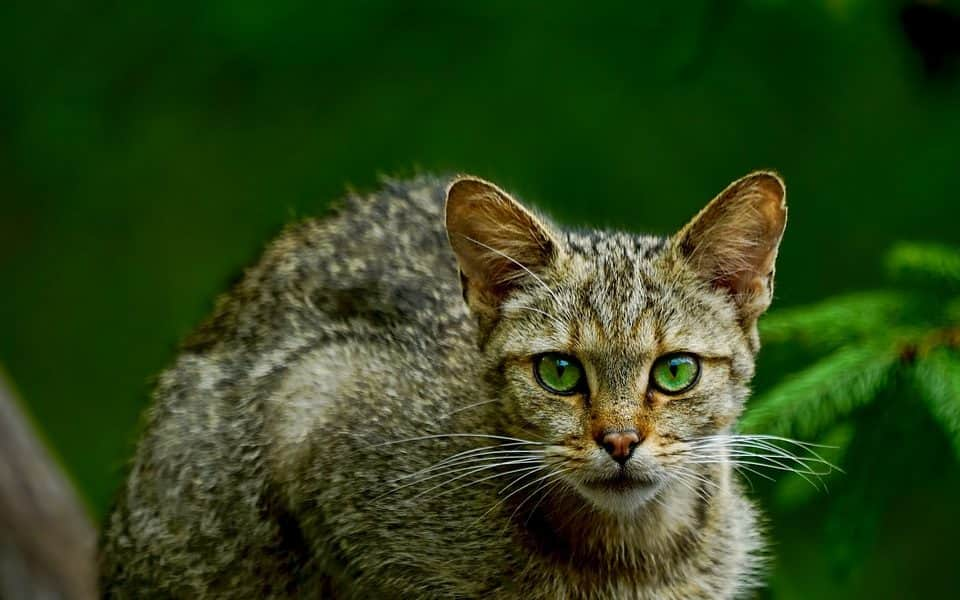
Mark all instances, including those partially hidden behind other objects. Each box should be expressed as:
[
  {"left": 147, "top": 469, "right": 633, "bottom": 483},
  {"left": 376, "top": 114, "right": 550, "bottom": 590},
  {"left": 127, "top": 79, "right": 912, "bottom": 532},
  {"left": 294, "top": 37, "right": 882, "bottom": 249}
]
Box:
[{"left": 575, "top": 479, "right": 665, "bottom": 515}]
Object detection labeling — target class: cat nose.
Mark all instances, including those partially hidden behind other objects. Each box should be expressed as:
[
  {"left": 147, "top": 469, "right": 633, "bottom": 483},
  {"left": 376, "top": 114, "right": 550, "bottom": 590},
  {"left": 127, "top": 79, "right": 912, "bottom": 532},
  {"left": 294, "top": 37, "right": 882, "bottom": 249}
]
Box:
[{"left": 597, "top": 430, "right": 641, "bottom": 465}]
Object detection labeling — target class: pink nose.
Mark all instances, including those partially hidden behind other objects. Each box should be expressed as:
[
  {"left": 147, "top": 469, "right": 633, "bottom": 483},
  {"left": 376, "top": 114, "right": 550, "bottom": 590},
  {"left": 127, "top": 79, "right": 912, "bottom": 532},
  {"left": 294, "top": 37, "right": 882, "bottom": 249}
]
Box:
[{"left": 598, "top": 430, "right": 641, "bottom": 465}]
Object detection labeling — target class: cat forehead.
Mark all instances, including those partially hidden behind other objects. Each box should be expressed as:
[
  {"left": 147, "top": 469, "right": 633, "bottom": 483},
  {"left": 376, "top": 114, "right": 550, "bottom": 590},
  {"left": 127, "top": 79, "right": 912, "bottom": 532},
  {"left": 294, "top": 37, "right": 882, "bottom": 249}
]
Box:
[
  {"left": 503, "top": 229, "right": 744, "bottom": 358},
  {"left": 559, "top": 230, "right": 672, "bottom": 319},
  {"left": 563, "top": 230, "right": 667, "bottom": 262}
]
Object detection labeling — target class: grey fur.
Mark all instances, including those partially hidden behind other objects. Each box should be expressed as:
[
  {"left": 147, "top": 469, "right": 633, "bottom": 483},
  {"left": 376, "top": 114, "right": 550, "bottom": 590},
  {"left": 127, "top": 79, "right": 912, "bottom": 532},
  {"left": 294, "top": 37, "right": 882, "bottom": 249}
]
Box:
[{"left": 100, "top": 172, "right": 786, "bottom": 599}]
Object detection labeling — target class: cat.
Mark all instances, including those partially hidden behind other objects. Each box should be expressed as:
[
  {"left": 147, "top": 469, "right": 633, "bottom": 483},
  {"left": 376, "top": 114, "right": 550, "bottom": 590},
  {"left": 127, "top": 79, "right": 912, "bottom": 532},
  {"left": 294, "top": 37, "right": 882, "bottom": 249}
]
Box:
[{"left": 100, "top": 171, "right": 788, "bottom": 598}]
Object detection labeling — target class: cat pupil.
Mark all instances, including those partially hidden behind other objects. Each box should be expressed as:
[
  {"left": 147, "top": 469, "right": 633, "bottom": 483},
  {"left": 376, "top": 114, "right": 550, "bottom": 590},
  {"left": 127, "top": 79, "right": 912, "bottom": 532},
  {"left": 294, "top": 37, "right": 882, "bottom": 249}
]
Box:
[{"left": 669, "top": 362, "right": 679, "bottom": 377}]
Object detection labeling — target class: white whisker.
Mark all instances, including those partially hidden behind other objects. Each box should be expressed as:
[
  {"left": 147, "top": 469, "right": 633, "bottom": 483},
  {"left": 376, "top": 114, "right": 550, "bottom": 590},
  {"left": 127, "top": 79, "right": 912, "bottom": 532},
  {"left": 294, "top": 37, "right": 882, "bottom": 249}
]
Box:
[
  {"left": 670, "top": 465, "right": 720, "bottom": 490},
  {"left": 375, "top": 433, "right": 547, "bottom": 447},
  {"left": 731, "top": 463, "right": 777, "bottom": 484},
  {"left": 396, "top": 450, "right": 545, "bottom": 481},
  {"left": 376, "top": 458, "right": 543, "bottom": 501},
  {"left": 440, "top": 399, "right": 503, "bottom": 419},
  {"left": 687, "top": 436, "right": 842, "bottom": 473},
  {"left": 522, "top": 476, "right": 568, "bottom": 526},
  {"left": 410, "top": 463, "right": 547, "bottom": 503},
  {"left": 685, "top": 450, "right": 832, "bottom": 475},
  {"left": 664, "top": 431, "right": 844, "bottom": 493},
  {"left": 507, "top": 471, "right": 568, "bottom": 527},
  {"left": 481, "top": 468, "right": 570, "bottom": 523},
  {"left": 429, "top": 441, "right": 544, "bottom": 468},
  {"left": 668, "top": 469, "right": 712, "bottom": 503}
]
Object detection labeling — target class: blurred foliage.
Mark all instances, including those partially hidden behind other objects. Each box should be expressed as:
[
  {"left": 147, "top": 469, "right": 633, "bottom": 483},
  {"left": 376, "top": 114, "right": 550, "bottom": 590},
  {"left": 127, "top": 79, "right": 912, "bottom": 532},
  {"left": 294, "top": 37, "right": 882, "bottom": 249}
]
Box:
[
  {"left": 1, "top": 0, "right": 959, "bottom": 598},
  {"left": 745, "top": 242, "right": 960, "bottom": 442},
  {"left": 747, "top": 242, "right": 960, "bottom": 597}
]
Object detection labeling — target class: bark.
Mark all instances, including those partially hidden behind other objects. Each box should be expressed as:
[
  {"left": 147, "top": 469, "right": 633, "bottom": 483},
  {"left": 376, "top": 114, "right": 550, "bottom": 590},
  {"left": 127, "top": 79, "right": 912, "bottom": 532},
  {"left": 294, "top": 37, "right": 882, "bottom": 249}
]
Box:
[{"left": 0, "top": 368, "right": 97, "bottom": 600}]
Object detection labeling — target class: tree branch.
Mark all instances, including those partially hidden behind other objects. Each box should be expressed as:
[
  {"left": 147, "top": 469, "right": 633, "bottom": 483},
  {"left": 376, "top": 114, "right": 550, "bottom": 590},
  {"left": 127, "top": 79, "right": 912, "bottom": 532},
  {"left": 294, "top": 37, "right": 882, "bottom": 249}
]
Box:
[{"left": 0, "top": 367, "right": 97, "bottom": 600}]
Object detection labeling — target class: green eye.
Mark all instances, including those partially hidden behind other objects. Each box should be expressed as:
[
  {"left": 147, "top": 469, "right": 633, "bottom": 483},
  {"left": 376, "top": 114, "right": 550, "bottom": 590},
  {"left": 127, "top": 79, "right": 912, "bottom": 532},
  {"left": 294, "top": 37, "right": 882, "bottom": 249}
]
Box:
[
  {"left": 534, "top": 353, "right": 585, "bottom": 395},
  {"left": 651, "top": 353, "right": 700, "bottom": 394}
]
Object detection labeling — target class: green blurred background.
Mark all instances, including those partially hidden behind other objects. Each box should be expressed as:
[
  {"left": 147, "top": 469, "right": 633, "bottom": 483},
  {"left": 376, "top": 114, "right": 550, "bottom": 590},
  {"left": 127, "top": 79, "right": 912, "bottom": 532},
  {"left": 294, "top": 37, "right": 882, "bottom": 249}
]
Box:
[{"left": 2, "top": 0, "right": 959, "bottom": 597}]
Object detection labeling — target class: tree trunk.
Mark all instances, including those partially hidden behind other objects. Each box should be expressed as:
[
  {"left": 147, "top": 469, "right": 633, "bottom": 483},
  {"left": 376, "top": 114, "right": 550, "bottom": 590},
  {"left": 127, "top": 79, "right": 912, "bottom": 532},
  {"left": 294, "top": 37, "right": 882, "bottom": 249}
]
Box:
[{"left": 0, "top": 368, "right": 97, "bottom": 600}]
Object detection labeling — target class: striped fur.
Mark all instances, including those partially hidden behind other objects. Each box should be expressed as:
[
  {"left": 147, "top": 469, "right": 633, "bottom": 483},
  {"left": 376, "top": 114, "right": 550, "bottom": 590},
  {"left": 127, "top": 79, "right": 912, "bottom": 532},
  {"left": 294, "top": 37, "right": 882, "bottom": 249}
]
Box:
[{"left": 100, "top": 172, "right": 786, "bottom": 598}]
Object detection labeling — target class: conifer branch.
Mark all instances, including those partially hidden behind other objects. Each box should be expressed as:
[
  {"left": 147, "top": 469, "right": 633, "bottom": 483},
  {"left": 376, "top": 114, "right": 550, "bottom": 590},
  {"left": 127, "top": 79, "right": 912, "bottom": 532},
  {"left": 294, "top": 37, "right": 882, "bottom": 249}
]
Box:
[
  {"left": 740, "top": 343, "right": 900, "bottom": 438},
  {"left": 886, "top": 242, "right": 960, "bottom": 288},
  {"left": 759, "top": 291, "right": 909, "bottom": 349},
  {"left": 913, "top": 349, "right": 960, "bottom": 459}
]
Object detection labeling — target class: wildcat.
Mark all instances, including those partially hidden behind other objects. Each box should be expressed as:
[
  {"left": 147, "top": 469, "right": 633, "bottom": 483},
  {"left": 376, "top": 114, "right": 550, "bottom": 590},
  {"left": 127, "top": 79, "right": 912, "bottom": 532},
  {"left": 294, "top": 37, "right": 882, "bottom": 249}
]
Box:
[{"left": 100, "top": 171, "right": 788, "bottom": 598}]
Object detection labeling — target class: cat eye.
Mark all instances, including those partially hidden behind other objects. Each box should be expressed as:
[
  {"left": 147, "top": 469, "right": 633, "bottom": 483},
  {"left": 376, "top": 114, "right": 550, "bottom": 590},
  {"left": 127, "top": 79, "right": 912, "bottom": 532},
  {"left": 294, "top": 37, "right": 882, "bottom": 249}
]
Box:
[
  {"left": 534, "top": 353, "right": 586, "bottom": 395},
  {"left": 650, "top": 353, "right": 700, "bottom": 394}
]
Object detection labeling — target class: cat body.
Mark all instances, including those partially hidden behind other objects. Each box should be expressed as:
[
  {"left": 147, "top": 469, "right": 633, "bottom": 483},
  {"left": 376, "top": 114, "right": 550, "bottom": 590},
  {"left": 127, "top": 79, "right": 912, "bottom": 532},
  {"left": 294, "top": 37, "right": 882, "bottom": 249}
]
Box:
[{"left": 100, "top": 173, "right": 786, "bottom": 599}]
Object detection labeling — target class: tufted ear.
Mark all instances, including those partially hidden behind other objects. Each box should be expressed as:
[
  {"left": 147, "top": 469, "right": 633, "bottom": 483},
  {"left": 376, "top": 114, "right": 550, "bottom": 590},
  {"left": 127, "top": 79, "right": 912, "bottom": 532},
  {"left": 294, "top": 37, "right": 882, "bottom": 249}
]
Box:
[
  {"left": 445, "top": 176, "right": 561, "bottom": 329},
  {"left": 674, "top": 171, "right": 787, "bottom": 329}
]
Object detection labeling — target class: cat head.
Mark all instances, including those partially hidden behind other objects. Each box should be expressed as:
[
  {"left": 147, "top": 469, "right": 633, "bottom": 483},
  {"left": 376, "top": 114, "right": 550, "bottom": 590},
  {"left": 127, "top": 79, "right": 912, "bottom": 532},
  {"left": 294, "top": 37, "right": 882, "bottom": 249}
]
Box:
[{"left": 445, "top": 173, "right": 786, "bottom": 513}]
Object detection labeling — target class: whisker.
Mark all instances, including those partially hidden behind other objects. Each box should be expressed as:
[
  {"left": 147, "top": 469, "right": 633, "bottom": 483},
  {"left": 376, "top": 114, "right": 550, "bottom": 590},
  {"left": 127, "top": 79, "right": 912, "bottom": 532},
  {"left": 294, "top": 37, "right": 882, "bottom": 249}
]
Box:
[
  {"left": 692, "top": 434, "right": 842, "bottom": 471},
  {"left": 375, "top": 458, "right": 543, "bottom": 501},
  {"left": 732, "top": 436, "right": 843, "bottom": 473},
  {"left": 394, "top": 450, "right": 545, "bottom": 482},
  {"left": 730, "top": 457, "right": 824, "bottom": 490},
  {"left": 731, "top": 463, "right": 777, "bottom": 484},
  {"left": 669, "top": 472, "right": 712, "bottom": 504},
  {"left": 506, "top": 472, "right": 568, "bottom": 529},
  {"left": 414, "top": 465, "right": 548, "bottom": 499},
  {"left": 731, "top": 433, "right": 837, "bottom": 450},
  {"left": 678, "top": 441, "right": 832, "bottom": 490},
  {"left": 498, "top": 468, "right": 569, "bottom": 503},
  {"left": 439, "top": 399, "right": 503, "bottom": 419},
  {"left": 723, "top": 442, "right": 832, "bottom": 469},
  {"left": 679, "top": 446, "right": 836, "bottom": 481},
  {"left": 669, "top": 465, "right": 720, "bottom": 491},
  {"left": 480, "top": 468, "right": 570, "bottom": 523},
  {"left": 688, "top": 437, "right": 841, "bottom": 472},
  {"left": 676, "top": 433, "right": 843, "bottom": 481},
  {"left": 410, "top": 463, "right": 547, "bottom": 503},
  {"left": 686, "top": 450, "right": 833, "bottom": 475},
  {"left": 374, "top": 433, "right": 547, "bottom": 447},
  {"left": 732, "top": 464, "right": 757, "bottom": 491},
  {"left": 495, "top": 462, "right": 553, "bottom": 498},
  {"left": 522, "top": 476, "right": 568, "bottom": 527},
  {"left": 728, "top": 450, "right": 833, "bottom": 478},
  {"left": 433, "top": 448, "right": 546, "bottom": 465},
  {"left": 429, "top": 441, "right": 544, "bottom": 468},
  {"left": 419, "top": 445, "right": 545, "bottom": 467},
  {"left": 685, "top": 455, "right": 828, "bottom": 476}
]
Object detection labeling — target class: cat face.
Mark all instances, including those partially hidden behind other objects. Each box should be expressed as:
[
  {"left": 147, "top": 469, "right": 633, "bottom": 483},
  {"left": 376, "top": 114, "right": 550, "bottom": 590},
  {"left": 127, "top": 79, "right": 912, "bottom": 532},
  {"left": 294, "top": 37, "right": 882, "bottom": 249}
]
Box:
[{"left": 446, "top": 174, "right": 786, "bottom": 513}]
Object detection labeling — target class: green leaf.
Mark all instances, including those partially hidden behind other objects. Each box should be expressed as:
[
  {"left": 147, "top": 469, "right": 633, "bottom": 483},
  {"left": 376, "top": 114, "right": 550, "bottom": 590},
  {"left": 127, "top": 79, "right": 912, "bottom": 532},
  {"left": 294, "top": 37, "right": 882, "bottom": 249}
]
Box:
[
  {"left": 886, "top": 242, "right": 960, "bottom": 288},
  {"left": 912, "top": 348, "right": 960, "bottom": 461},
  {"left": 759, "top": 291, "right": 909, "bottom": 348},
  {"left": 740, "top": 342, "right": 901, "bottom": 438}
]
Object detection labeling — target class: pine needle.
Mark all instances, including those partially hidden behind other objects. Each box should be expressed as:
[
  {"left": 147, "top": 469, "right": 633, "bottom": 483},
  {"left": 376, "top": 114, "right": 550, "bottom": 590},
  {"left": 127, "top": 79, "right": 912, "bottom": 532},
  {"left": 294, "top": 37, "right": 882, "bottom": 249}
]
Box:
[
  {"left": 740, "top": 342, "right": 901, "bottom": 438},
  {"left": 759, "top": 291, "right": 908, "bottom": 349},
  {"left": 887, "top": 242, "right": 960, "bottom": 288},
  {"left": 913, "top": 349, "right": 960, "bottom": 460}
]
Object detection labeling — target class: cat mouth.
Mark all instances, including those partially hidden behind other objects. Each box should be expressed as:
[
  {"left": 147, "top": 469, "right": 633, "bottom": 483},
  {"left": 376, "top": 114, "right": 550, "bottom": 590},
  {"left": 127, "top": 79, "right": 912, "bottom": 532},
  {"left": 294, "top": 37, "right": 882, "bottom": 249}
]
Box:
[
  {"left": 574, "top": 471, "right": 666, "bottom": 511},
  {"left": 581, "top": 472, "right": 659, "bottom": 494}
]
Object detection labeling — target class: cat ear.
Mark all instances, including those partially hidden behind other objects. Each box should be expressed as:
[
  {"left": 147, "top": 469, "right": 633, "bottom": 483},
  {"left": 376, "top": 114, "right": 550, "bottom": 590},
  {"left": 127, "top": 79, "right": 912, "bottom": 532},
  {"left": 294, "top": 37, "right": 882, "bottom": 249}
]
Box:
[
  {"left": 674, "top": 171, "right": 787, "bottom": 325},
  {"left": 445, "top": 176, "right": 561, "bottom": 325}
]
